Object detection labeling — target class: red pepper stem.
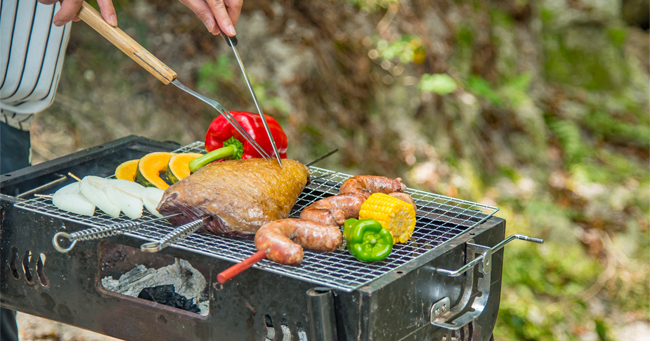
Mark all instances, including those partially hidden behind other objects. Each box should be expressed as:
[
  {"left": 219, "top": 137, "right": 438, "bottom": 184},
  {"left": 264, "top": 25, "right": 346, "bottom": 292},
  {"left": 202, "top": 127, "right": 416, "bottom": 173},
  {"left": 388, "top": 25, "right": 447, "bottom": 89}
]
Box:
[{"left": 188, "top": 145, "right": 237, "bottom": 173}]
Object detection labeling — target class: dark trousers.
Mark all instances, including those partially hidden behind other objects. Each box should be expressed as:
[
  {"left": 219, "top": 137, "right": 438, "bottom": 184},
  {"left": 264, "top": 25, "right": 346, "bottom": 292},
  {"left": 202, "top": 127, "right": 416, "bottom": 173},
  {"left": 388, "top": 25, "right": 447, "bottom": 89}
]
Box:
[
  {"left": 0, "top": 122, "right": 30, "bottom": 341},
  {"left": 0, "top": 122, "right": 31, "bottom": 174}
]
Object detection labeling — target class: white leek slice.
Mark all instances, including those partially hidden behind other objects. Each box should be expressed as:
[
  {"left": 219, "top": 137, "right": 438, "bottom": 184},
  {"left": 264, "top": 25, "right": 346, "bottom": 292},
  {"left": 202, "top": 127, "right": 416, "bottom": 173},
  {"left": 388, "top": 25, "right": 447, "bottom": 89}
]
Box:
[
  {"left": 142, "top": 187, "right": 165, "bottom": 218},
  {"left": 106, "top": 179, "right": 145, "bottom": 219},
  {"left": 53, "top": 183, "right": 95, "bottom": 216},
  {"left": 55, "top": 182, "right": 81, "bottom": 195},
  {"left": 80, "top": 176, "right": 121, "bottom": 218}
]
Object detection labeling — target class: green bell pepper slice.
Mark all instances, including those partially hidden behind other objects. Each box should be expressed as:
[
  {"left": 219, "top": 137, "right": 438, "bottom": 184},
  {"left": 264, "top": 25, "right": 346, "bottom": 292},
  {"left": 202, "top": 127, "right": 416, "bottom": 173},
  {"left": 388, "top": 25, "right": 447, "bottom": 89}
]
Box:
[{"left": 343, "top": 218, "right": 393, "bottom": 262}]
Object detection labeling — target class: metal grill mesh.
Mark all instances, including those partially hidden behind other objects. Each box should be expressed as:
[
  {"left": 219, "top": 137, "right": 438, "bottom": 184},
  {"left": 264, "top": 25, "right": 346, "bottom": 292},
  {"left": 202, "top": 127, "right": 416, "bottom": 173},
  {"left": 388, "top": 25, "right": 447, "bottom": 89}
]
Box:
[{"left": 15, "top": 141, "right": 498, "bottom": 292}]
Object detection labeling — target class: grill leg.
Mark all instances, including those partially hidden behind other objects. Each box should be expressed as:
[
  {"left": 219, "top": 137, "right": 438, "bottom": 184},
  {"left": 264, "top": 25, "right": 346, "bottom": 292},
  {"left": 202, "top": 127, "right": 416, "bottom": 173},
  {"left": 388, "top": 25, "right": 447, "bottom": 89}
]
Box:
[{"left": 306, "top": 287, "right": 338, "bottom": 341}]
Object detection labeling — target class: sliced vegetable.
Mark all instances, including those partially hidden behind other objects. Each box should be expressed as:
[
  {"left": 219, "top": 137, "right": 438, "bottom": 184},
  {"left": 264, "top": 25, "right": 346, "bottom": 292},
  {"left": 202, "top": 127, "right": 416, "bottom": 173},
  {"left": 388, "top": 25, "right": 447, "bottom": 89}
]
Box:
[
  {"left": 55, "top": 182, "right": 83, "bottom": 195},
  {"left": 142, "top": 187, "right": 165, "bottom": 218},
  {"left": 80, "top": 176, "right": 121, "bottom": 218},
  {"left": 166, "top": 153, "right": 203, "bottom": 183},
  {"left": 115, "top": 159, "right": 139, "bottom": 181},
  {"left": 343, "top": 218, "right": 393, "bottom": 262},
  {"left": 53, "top": 183, "right": 95, "bottom": 216},
  {"left": 358, "top": 193, "right": 416, "bottom": 244},
  {"left": 135, "top": 152, "right": 175, "bottom": 189},
  {"left": 106, "top": 179, "right": 145, "bottom": 219}
]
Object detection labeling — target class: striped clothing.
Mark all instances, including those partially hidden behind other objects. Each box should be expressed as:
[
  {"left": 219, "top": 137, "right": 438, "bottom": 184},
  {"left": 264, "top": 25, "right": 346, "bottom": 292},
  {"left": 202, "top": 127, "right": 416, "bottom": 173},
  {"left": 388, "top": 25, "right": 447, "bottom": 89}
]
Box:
[{"left": 1, "top": 0, "right": 71, "bottom": 131}]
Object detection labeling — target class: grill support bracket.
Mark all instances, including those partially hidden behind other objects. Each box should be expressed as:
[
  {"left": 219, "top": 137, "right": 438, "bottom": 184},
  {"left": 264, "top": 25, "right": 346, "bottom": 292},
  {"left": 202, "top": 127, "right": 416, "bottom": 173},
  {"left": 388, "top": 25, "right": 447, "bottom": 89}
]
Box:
[{"left": 307, "top": 287, "right": 339, "bottom": 341}]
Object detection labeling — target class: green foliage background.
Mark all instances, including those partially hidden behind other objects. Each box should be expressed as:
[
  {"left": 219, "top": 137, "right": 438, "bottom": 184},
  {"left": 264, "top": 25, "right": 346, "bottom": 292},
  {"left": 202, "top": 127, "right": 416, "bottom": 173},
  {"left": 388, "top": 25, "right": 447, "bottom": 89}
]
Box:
[{"left": 35, "top": 0, "right": 649, "bottom": 339}]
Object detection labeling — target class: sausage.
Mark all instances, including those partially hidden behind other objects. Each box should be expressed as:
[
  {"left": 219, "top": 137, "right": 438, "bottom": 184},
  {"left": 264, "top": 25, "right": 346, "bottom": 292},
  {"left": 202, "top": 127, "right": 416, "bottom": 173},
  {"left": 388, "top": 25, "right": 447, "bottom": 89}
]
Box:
[
  {"left": 389, "top": 192, "right": 418, "bottom": 212},
  {"left": 300, "top": 176, "right": 413, "bottom": 226},
  {"left": 339, "top": 176, "right": 406, "bottom": 198},
  {"left": 299, "top": 194, "right": 366, "bottom": 226},
  {"left": 256, "top": 176, "right": 413, "bottom": 265},
  {"left": 255, "top": 219, "right": 343, "bottom": 264}
]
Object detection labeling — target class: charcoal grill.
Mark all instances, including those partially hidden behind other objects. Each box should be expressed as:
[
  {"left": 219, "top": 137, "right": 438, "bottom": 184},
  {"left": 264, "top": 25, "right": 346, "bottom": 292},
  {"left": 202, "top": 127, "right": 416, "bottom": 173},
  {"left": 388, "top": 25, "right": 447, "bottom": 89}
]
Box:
[{"left": 0, "top": 136, "right": 541, "bottom": 341}]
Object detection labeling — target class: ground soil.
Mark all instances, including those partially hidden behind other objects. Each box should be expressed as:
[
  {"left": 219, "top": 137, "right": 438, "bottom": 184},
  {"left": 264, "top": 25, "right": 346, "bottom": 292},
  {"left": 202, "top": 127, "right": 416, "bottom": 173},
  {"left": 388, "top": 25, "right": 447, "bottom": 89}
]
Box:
[{"left": 16, "top": 313, "right": 121, "bottom": 341}]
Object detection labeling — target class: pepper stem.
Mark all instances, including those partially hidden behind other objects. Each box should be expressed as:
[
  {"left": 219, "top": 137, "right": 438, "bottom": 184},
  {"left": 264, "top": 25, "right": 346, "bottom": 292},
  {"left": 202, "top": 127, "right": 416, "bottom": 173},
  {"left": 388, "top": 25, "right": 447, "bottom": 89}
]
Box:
[{"left": 189, "top": 137, "right": 244, "bottom": 172}]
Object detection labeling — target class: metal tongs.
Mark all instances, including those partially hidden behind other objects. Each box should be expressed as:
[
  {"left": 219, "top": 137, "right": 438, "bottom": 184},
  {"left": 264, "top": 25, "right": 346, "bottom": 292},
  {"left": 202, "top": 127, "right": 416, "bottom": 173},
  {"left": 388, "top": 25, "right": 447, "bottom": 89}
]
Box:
[
  {"left": 76, "top": 2, "right": 282, "bottom": 166},
  {"left": 220, "top": 34, "right": 282, "bottom": 167}
]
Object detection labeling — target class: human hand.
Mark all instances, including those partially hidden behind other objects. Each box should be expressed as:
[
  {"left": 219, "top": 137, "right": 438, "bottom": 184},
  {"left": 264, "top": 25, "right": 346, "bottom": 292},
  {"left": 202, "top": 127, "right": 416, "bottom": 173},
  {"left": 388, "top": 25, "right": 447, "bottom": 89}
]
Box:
[
  {"left": 38, "top": 0, "right": 117, "bottom": 27},
  {"left": 178, "top": 0, "right": 243, "bottom": 36}
]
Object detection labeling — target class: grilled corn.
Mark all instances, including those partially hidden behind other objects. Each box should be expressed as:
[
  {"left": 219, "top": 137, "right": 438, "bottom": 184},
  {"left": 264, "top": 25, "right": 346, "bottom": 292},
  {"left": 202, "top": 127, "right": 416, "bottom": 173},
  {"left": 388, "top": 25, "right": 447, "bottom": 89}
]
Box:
[{"left": 358, "top": 193, "right": 416, "bottom": 244}]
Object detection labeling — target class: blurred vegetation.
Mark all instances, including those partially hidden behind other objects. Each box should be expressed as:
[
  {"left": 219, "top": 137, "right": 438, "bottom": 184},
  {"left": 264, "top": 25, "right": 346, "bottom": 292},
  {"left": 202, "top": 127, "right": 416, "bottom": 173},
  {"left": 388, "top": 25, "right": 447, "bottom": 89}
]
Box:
[{"left": 34, "top": 0, "right": 649, "bottom": 339}]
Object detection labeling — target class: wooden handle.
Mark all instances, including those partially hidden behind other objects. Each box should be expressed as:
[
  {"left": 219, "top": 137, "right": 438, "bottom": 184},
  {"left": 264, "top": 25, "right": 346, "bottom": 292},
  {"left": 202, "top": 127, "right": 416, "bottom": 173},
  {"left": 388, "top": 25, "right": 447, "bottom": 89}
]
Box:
[
  {"left": 77, "top": 2, "right": 177, "bottom": 84},
  {"left": 217, "top": 250, "right": 266, "bottom": 284}
]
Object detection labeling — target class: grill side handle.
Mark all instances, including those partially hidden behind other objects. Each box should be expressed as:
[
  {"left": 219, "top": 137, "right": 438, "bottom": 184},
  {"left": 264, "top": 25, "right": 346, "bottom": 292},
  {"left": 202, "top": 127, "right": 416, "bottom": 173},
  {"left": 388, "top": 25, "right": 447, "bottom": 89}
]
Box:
[{"left": 430, "top": 234, "right": 543, "bottom": 330}]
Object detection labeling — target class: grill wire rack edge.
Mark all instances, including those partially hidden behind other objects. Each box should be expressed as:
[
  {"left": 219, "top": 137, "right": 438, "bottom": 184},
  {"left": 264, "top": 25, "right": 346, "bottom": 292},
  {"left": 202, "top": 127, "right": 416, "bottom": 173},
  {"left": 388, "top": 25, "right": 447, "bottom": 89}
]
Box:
[{"left": 15, "top": 141, "right": 498, "bottom": 292}]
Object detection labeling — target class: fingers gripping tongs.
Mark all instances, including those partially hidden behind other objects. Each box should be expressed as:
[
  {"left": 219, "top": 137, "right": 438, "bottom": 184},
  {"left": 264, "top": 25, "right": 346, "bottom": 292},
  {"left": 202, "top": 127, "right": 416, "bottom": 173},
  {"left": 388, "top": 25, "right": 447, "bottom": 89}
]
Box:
[{"left": 76, "top": 2, "right": 282, "bottom": 166}]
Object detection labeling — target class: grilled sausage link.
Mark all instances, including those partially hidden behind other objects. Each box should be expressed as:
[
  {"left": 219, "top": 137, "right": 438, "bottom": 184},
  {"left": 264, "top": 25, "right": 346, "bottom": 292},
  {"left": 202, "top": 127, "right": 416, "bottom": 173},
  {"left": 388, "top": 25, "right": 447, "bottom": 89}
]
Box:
[
  {"left": 299, "top": 194, "right": 366, "bottom": 226},
  {"left": 389, "top": 192, "right": 418, "bottom": 212},
  {"left": 339, "top": 176, "right": 406, "bottom": 199},
  {"left": 257, "top": 176, "right": 413, "bottom": 265},
  {"left": 255, "top": 219, "right": 343, "bottom": 264}
]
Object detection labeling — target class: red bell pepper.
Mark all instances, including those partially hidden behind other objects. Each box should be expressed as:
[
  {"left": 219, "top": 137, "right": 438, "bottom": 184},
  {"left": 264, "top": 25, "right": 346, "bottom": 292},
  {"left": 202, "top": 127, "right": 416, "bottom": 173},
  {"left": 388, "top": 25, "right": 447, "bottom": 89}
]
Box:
[
  {"left": 189, "top": 111, "right": 288, "bottom": 172},
  {"left": 205, "top": 111, "right": 288, "bottom": 158}
]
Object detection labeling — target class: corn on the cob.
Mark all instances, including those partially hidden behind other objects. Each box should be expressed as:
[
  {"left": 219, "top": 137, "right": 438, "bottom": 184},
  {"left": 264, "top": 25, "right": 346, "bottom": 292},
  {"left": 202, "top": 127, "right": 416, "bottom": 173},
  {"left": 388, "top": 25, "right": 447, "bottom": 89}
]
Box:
[{"left": 358, "top": 193, "right": 416, "bottom": 244}]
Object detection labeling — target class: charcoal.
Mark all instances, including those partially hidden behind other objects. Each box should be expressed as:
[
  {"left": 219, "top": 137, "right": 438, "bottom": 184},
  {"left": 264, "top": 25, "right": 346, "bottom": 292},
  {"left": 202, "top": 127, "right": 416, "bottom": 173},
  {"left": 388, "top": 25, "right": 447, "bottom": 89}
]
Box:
[
  {"left": 101, "top": 259, "right": 209, "bottom": 316},
  {"left": 138, "top": 285, "right": 201, "bottom": 314}
]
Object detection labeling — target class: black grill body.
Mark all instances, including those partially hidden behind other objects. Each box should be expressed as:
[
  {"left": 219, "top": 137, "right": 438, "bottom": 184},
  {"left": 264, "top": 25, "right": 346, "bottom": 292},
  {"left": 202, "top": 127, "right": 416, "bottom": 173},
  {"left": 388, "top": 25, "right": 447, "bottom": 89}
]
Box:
[{"left": 1, "top": 136, "right": 504, "bottom": 341}]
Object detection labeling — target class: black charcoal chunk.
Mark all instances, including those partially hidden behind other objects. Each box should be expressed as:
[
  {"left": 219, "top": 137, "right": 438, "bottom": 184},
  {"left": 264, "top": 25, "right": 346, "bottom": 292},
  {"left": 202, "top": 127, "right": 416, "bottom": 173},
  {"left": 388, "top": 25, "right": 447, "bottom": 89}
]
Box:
[{"left": 138, "top": 285, "right": 201, "bottom": 314}]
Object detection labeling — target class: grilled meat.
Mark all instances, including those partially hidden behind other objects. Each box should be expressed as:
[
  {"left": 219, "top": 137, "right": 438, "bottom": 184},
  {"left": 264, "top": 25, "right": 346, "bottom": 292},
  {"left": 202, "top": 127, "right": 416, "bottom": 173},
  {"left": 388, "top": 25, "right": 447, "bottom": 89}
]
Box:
[
  {"left": 157, "top": 158, "right": 309, "bottom": 237},
  {"left": 298, "top": 194, "right": 366, "bottom": 226},
  {"left": 339, "top": 175, "right": 406, "bottom": 198},
  {"left": 255, "top": 219, "right": 342, "bottom": 264},
  {"left": 388, "top": 192, "right": 417, "bottom": 212},
  {"left": 261, "top": 175, "right": 414, "bottom": 265},
  {"left": 299, "top": 175, "right": 412, "bottom": 227}
]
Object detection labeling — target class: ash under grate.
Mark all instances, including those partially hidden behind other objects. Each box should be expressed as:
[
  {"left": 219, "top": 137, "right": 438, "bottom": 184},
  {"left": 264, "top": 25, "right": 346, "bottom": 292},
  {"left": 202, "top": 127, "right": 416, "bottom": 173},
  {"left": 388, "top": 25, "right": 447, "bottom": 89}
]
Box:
[{"left": 16, "top": 141, "right": 499, "bottom": 292}]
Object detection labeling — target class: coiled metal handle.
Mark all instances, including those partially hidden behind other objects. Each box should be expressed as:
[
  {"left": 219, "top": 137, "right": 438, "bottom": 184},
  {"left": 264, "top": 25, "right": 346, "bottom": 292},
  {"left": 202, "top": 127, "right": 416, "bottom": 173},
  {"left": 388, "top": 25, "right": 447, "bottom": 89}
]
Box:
[
  {"left": 52, "top": 214, "right": 180, "bottom": 253},
  {"left": 140, "top": 217, "right": 209, "bottom": 253}
]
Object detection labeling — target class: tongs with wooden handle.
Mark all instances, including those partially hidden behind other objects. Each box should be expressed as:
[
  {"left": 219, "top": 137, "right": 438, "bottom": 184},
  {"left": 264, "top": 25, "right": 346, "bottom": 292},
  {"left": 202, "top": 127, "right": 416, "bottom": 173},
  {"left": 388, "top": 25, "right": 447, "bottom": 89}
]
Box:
[
  {"left": 77, "top": 2, "right": 175, "bottom": 84},
  {"left": 76, "top": 2, "right": 271, "bottom": 160}
]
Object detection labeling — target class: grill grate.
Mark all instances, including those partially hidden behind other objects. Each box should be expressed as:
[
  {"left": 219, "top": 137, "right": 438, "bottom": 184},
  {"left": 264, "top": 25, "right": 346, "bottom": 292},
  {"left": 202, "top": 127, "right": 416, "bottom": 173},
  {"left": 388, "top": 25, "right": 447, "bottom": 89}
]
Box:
[{"left": 15, "top": 141, "right": 498, "bottom": 292}]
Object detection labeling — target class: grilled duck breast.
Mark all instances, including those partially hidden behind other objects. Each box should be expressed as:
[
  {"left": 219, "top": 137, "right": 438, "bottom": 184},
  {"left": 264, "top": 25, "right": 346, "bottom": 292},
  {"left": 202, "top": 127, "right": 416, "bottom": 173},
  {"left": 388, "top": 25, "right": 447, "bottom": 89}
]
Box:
[{"left": 157, "top": 158, "right": 309, "bottom": 238}]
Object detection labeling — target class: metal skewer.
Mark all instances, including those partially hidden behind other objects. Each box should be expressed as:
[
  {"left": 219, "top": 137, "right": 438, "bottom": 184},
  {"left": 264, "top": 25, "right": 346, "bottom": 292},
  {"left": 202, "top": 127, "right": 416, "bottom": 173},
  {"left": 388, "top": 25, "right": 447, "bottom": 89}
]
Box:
[
  {"left": 140, "top": 216, "right": 211, "bottom": 253},
  {"left": 16, "top": 174, "right": 67, "bottom": 198},
  {"left": 306, "top": 148, "right": 339, "bottom": 167},
  {"left": 223, "top": 35, "right": 283, "bottom": 167},
  {"left": 52, "top": 213, "right": 181, "bottom": 253}
]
